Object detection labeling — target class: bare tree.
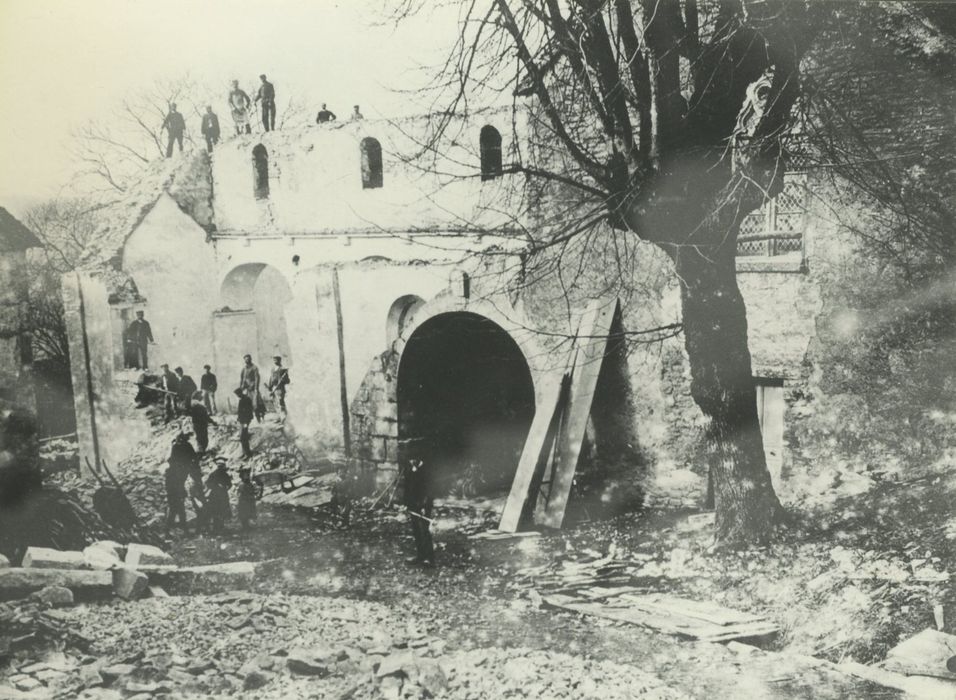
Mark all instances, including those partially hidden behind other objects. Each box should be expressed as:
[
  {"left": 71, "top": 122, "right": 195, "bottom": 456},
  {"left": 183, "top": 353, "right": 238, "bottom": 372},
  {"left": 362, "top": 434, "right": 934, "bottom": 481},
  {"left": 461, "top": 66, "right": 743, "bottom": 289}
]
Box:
[
  {"left": 391, "top": 0, "right": 837, "bottom": 545},
  {"left": 70, "top": 74, "right": 216, "bottom": 194}
]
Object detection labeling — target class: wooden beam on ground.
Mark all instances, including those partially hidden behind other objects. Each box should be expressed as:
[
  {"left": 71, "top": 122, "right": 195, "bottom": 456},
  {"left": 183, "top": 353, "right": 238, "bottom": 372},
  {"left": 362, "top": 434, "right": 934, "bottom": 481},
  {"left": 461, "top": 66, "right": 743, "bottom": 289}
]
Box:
[
  {"left": 537, "top": 299, "right": 619, "bottom": 529},
  {"left": 542, "top": 593, "right": 779, "bottom": 643},
  {"left": 498, "top": 374, "right": 567, "bottom": 533}
]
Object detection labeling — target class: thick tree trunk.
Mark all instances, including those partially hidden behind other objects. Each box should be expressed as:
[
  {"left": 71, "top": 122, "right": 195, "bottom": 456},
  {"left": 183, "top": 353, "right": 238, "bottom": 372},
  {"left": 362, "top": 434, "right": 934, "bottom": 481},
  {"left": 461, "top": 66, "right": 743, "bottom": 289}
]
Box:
[{"left": 672, "top": 244, "right": 784, "bottom": 545}]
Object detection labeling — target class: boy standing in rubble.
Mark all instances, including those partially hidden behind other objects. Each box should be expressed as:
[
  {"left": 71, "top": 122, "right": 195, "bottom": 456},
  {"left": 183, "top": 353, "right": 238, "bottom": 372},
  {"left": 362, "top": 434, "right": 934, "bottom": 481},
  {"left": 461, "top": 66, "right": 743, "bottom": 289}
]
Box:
[{"left": 205, "top": 457, "right": 233, "bottom": 534}]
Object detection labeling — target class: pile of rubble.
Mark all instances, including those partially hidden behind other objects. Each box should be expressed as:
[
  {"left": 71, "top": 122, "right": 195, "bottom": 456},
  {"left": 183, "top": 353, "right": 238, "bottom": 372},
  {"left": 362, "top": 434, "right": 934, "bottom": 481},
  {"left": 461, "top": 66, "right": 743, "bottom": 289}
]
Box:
[{"left": 1, "top": 589, "right": 688, "bottom": 700}]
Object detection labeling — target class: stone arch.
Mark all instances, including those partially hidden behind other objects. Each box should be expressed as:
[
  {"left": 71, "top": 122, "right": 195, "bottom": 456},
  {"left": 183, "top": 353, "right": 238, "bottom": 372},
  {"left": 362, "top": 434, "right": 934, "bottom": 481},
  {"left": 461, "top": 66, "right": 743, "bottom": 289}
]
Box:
[
  {"left": 396, "top": 310, "right": 536, "bottom": 495},
  {"left": 386, "top": 294, "right": 425, "bottom": 346},
  {"left": 216, "top": 263, "right": 293, "bottom": 383}
]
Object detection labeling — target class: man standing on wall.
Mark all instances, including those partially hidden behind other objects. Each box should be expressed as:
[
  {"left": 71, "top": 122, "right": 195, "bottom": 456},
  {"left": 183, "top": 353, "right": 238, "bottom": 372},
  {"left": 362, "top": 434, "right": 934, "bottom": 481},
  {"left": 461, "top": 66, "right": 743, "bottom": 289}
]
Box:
[
  {"left": 200, "top": 106, "right": 220, "bottom": 152},
  {"left": 228, "top": 80, "right": 252, "bottom": 136},
  {"left": 316, "top": 103, "right": 336, "bottom": 124},
  {"left": 351, "top": 105, "right": 364, "bottom": 121},
  {"left": 126, "top": 310, "right": 153, "bottom": 370},
  {"left": 254, "top": 74, "right": 276, "bottom": 132},
  {"left": 162, "top": 103, "right": 186, "bottom": 157},
  {"left": 266, "top": 355, "right": 290, "bottom": 415},
  {"left": 200, "top": 364, "right": 217, "bottom": 415}
]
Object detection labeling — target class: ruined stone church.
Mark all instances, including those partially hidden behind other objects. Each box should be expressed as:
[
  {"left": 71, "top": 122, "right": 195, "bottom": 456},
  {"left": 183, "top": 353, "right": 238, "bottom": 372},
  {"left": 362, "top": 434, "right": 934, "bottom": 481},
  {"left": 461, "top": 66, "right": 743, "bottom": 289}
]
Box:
[{"left": 62, "top": 109, "right": 860, "bottom": 518}]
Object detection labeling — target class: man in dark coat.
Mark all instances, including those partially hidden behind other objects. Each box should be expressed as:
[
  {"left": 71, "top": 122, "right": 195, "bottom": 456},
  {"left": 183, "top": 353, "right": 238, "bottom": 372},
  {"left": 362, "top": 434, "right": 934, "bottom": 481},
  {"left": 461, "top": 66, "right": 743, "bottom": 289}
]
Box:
[
  {"left": 254, "top": 74, "right": 276, "bottom": 131},
  {"left": 401, "top": 445, "right": 435, "bottom": 567},
  {"left": 162, "top": 103, "right": 186, "bottom": 157},
  {"left": 160, "top": 364, "right": 179, "bottom": 423},
  {"left": 236, "top": 388, "right": 254, "bottom": 458},
  {"left": 126, "top": 310, "right": 153, "bottom": 369},
  {"left": 189, "top": 392, "right": 216, "bottom": 453},
  {"left": 165, "top": 433, "right": 197, "bottom": 535},
  {"left": 174, "top": 367, "right": 197, "bottom": 413},
  {"left": 200, "top": 364, "right": 218, "bottom": 415},
  {"left": 201, "top": 106, "right": 220, "bottom": 152},
  {"left": 316, "top": 103, "right": 336, "bottom": 124}
]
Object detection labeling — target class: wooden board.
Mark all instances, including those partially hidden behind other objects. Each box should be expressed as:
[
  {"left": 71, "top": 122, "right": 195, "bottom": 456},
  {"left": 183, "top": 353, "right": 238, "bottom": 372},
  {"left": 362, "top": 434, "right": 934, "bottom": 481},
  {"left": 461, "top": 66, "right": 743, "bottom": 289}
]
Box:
[
  {"left": 538, "top": 300, "right": 619, "bottom": 529},
  {"left": 498, "top": 374, "right": 567, "bottom": 533},
  {"left": 542, "top": 593, "right": 779, "bottom": 643},
  {"left": 469, "top": 530, "right": 542, "bottom": 541}
]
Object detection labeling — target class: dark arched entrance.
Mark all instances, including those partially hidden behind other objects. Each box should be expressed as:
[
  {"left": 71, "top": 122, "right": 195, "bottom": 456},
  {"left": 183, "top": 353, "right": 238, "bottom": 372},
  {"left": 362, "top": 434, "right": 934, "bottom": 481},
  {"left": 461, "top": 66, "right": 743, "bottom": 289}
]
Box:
[{"left": 397, "top": 312, "right": 535, "bottom": 496}]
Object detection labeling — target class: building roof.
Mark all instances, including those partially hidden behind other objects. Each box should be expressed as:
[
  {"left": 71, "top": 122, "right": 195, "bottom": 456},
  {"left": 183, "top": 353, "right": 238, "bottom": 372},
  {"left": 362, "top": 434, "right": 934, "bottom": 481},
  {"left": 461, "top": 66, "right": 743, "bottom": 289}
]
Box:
[
  {"left": 0, "top": 207, "right": 41, "bottom": 252},
  {"left": 78, "top": 150, "right": 215, "bottom": 269}
]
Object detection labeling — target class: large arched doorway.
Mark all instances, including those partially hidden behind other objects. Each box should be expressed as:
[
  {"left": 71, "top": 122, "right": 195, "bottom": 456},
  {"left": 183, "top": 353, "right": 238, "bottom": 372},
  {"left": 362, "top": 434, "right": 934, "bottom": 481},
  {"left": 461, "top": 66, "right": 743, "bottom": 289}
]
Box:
[
  {"left": 216, "top": 264, "right": 293, "bottom": 405},
  {"left": 397, "top": 312, "right": 535, "bottom": 496}
]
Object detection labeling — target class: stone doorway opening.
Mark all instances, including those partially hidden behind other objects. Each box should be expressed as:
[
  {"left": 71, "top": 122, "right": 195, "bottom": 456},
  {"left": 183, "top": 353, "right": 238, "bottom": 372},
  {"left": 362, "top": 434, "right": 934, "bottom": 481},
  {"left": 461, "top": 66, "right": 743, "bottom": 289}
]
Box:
[{"left": 396, "top": 312, "right": 535, "bottom": 497}]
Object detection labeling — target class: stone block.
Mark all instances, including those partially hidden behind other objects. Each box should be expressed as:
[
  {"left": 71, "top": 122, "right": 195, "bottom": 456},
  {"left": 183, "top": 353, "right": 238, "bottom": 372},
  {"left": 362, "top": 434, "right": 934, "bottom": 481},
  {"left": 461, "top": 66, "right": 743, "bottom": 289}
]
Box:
[
  {"left": 112, "top": 568, "right": 149, "bottom": 600},
  {"left": 0, "top": 568, "right": 112, "bottom": 601},
  {"left": 22, "top": 548, "right": 89, "bottom": 570},
  {"left": 157, "top": 562, "right": 255, "bottom": 594},
  {"left": 383, "top": 437, "right": 399, "bottom": 462},
  {"left": 125, "top": 544, "right": 174, "bottom": 569},
  {"left": 32, "top": 585, "right": 74, "bottom": 607},
  {"left": 0, "top": 554, "right": 9, "bottom": 569},
  {"left": 373, "top": 416, "right": 398, "bottom": 437},
  {"left": 83, "top": 542, "right": 124, "bottom": 570},
  {"left": 286, "top": 646, "right": 335, "bottom": 676}
]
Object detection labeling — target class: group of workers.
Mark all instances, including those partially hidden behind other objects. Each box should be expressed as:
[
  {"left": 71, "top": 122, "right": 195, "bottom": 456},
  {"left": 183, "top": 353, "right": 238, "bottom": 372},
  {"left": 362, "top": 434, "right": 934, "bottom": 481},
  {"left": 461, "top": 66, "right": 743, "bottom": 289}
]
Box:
[
  {"left": 161, "top": 73, "right": 366, "bottom": 158},
  {"left": 136, "top": 309, "right": 435, "bottom": 565},
  {"left": 160, "top": 353, "right": 291, "bottom": 537}
]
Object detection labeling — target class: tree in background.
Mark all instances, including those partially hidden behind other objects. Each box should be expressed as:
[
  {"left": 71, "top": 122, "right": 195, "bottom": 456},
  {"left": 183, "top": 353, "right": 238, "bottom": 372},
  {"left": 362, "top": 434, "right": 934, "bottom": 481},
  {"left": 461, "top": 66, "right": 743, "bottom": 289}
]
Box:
[{"left": 396, "top": 0, "right": 831, "bottom": 545}]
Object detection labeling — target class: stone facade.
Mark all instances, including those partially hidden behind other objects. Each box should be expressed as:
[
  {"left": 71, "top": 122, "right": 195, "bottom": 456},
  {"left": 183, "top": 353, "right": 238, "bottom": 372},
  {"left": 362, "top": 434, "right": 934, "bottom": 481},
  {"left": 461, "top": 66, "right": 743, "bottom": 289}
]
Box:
[{"left": 63, "top": 113, "right": 945, "bottom": 511}]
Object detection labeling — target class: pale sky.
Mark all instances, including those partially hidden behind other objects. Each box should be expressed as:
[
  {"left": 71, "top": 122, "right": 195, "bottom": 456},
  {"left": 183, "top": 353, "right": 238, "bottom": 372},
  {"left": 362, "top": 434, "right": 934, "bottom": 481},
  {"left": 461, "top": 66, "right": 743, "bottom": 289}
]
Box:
[{"left": 0, "top": 0, "right": 460, "bottom": 216}]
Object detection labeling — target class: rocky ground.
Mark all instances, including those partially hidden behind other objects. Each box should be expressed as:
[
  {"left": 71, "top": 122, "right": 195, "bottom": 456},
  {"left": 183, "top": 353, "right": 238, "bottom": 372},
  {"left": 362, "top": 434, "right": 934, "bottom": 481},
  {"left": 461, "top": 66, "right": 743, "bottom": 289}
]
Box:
[{"left": 4, "top": 410, "right": 954, "bottom": 698}]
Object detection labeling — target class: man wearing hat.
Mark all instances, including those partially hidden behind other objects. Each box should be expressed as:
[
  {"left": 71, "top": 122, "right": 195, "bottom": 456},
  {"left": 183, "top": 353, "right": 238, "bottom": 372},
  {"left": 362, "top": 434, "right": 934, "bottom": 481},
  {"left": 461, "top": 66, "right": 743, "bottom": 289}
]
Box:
[
  {"left": 254, "top": 74, "right": 276, "bottom": 132},
  {"left": 200, "top": 364, "right": 218, "bottom": 415},
  {"left": 266, "top": 356, "right": 290, "bottom": 415}
]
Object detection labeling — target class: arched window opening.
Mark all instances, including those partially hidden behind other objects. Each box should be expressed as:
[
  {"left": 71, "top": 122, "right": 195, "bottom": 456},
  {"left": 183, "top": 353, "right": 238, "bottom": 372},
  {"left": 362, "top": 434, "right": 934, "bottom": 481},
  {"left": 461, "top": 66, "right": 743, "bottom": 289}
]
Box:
[
  {"left": 252, "top": 144, "right": 270, "bottom": 199},
  {"left": 360, "top": 137, "right": 383, "bottom": 189},
  {"left": 480, "top": 125, "right": 503, "bottom": 181},
  {"left": 386, "top": 294, "right": 426, "bottom": 345}
]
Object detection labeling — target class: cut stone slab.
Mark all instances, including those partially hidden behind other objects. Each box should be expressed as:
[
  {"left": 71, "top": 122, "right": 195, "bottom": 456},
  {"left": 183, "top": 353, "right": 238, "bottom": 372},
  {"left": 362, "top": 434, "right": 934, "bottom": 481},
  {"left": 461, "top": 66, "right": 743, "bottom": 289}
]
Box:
[
  {"left": 83, "top": 543, "right": 124, "bottom": 570},
  {"left": 124, "top": 544, "right": 173, "bottom": 569},
  {"left": 22, "top": 547, "right": 89, "bottom": 570},
  {"left": 0, "top": 568, "right": 112, "bottom": 601},
  {"left": 31, "top": 585, "right": 74, "bottom": 607},
  {"left": 155, "top": 562, "right": 255, "bottom": 593},
  {"left": 146, "top": 586, "right": 169, "bottom": 598},
  {"left": 883, "top": 628, "right": 956, "bottom": 681},
  {"left": 0, "top": 554, "right": 10, "bottom": 569},
  {"left": 112, "top": 568, "right": 149, "bottom": 600}
]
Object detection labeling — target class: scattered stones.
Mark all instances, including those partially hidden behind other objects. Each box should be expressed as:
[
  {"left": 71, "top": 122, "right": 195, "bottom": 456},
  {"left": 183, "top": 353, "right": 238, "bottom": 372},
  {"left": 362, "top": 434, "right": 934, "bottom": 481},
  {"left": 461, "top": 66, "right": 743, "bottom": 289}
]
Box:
[
  {"left": 286, "top": 647, "right": 334, "bottom": 676},
  {"left": 31, "top": 585, "right": 74, "bottom": 608}
]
